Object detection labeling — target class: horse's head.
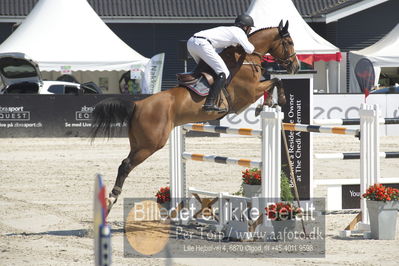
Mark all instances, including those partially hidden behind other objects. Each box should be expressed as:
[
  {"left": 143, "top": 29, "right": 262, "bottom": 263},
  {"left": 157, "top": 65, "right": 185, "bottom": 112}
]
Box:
[
  {"left": 249, "top": 20, "right": 299, "bottom": 74},
  {"left": 270, "top": 20, "right": 299, "bottom": 74}
]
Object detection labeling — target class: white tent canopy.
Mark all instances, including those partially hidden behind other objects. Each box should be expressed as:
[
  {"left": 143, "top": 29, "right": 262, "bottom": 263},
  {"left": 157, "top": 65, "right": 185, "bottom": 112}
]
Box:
[
  {"left": 247, "top": 0, "right": 341, "bottom": 59},
  {"left": 0, "top": 0, "right": 149, "bottom": 72},
  {"left": 351, "top": 23, "right": 399, "bottom": 67},
  {"left": 349, "top": 23, "right": 399, "bottom": 92}
]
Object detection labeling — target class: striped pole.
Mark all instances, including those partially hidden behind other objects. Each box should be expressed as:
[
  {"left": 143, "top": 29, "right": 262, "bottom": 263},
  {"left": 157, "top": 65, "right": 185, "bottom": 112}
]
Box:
[
  {"left": 314, "top": 152, "right": 399, "bottom": 160},
  {"left": 184, "top": 123, "right": 362, "bottom": 136},
  {"left": 182, "top": 152, "right": 261, "bottom": 168},
  {"left": 183, "top": 124, "right": 261, "bottom": 136},
  {"left": 283, "top": 123, "right": 359, "bottom": 136},
  {"left": 313, "top": 117, "right": 399, "bottom": 125}
]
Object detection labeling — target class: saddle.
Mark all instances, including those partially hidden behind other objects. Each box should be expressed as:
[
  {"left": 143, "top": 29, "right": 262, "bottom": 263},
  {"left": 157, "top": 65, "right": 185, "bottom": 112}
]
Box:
[
  {"left": 176, "top": 61, "right": 216, "bottom": 95},
  {"left": 176, "top": 71, "right": 214, "bottom": 96},
  {"left": 176, "top": 62, "right": 233, "bottom": 113},
  {"left": 177, "top": 71, "right": 214, "bottom": 87}
]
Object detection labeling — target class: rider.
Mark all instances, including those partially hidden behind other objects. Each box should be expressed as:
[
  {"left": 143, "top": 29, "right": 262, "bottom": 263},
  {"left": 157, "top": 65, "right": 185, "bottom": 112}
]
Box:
[{"left": 187, "top": 14, "right": 255, "bottom": 112}]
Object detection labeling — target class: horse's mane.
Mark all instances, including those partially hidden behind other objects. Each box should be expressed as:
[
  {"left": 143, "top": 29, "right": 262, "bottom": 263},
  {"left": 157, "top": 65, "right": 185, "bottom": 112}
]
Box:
[
  {"left": 217, "top": 27, "right": 278, "bottom": 70},
  {"left": 220, "top": 27, "right": 277, "bottom": 59},
  {"left": 248, "top": 27, "right": 276, "bottom": 37}
]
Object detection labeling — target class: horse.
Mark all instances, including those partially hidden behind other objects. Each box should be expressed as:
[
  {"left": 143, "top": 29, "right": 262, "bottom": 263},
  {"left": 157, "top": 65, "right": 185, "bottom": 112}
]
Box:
[{"left": 91, "top": 20, "right": 299, "bottom": 214}]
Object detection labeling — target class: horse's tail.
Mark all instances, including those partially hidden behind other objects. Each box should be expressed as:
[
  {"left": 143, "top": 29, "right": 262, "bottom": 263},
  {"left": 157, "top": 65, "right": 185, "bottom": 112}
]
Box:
[{"left": 90, "top": 97, "right": 136, "bottom": 140}]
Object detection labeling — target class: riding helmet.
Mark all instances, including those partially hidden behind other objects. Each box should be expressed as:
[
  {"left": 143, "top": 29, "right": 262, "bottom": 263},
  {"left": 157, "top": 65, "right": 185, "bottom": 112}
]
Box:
[{"left": 235, "top": 14, "right": 255, "bottom": 28}]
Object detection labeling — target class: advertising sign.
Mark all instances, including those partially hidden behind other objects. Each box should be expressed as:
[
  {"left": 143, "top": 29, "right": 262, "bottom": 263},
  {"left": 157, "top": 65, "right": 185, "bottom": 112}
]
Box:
[
  {"left": 0, "top": 95, "right": 146, "bottom": 137},
  {"left": 341, "top": 183, "right": 399, "bottom": 209},
  {"left": 314, "top": 94, "right": 399, "bottom": 136},
  {"left": 221, "top": 73, "right": 314, "bottom": 200},
  {"left": 141, "top": 53, "right": 165, "bottom": 94},
  {"left": 277, "top": 77, "right": 312, "bottom": 200}
]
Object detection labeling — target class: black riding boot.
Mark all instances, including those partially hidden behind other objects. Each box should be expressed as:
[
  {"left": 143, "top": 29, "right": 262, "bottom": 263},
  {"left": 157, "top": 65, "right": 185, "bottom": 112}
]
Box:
[{"left": 203, "top": 72, "right": 226, "bottom": 112}]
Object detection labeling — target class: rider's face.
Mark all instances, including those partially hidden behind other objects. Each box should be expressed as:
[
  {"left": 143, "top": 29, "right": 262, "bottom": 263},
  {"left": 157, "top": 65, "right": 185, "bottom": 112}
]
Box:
[{"left": 244, "top": 26, "right": 252, "bottom": 35}]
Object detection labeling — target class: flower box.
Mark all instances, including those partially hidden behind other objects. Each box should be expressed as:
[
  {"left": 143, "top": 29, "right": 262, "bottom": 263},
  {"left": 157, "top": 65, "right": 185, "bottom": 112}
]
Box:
[
  {"left": 242, "top": 183, "right": 261, "bottom": 198},
  {"left": 363, "top": 184, "right": 399, "bottom": 240},
  {"left": 366, "top": 200, "right": 398, "bottom": 240},
  {"left": 266, "top": 202, "right": 301, "bottom": 242},
  {"left": 241, "top": 168, "right": 262, "bottom": 197},
  {"left": 271, "top": 219, "right": 296, "bottom": 241}
]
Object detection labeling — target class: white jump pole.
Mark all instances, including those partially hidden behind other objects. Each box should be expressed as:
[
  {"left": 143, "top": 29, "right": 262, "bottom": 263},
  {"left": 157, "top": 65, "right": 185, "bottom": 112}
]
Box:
[
  {"left": 169, "top": 107, "right": 284, "bottom": 231},
  {"left": 261, "top": 106, "right": 283, "bottom": 227},
  {"left": 169, "top": 126, "right": 186, "bottom": 213},
  {"left": 359, "top": 103, "right": 380, "bottom": 228}
]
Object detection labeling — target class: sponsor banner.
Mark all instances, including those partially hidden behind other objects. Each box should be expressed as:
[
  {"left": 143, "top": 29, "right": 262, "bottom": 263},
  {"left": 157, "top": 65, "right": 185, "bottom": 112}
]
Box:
[
  {"left": 314, "top": 94, "right": 399, "bottom": 136},
  {"left": 279, "top": 78, "right": 312, "bottom": 200},
  {"left": 141, "top": 53, "right": 165, "bottom": 94},
  {"left": 0, "top": 95, "right": 147, "bottom": 137},
  {"left": 221, "top": 75, "right": 313, "bottom": 200},
  {"left": 220, "top": 98, "right": 263, "bottom": 130},
  {"left": 341, "top": 183, "right": 399, "bottom": 209},
  {"left": 221, "top": 94, "right": 399, "bottom": 136}
]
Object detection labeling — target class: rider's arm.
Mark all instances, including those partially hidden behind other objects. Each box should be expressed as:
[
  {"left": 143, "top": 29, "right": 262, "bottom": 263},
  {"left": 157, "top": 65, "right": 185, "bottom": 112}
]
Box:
[{"left": 234, "top": 29, "right": 255, "bottom": 54}]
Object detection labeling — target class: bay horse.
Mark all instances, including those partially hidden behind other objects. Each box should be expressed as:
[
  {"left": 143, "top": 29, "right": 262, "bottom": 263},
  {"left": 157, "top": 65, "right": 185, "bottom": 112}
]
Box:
[{"left": 91, "top": 20, "right": 299, "bottom": 214}]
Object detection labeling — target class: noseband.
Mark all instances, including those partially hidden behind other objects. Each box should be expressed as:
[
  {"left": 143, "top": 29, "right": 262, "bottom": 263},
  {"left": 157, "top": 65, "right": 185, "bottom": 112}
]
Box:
[
  {"left": 273, "top": 34, "right": 296, "bottom": 68},
  {"left": 252, "top": 34, "right": 296, "bottom": 69},
  {"left": 246, "top": 29, "right": 296, "bottom": 71},
  {"left": 275, "top": 52, "right": 297, "bottom": 68}
]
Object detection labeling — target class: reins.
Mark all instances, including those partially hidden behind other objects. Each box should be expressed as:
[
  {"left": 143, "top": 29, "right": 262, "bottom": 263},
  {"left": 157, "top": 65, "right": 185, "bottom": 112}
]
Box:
[
  {"left": 244, "top": 31, "right": 297, "bottom": 73},
  {"left": 244, "top": 51, "right": 264, "bottom": 72}
]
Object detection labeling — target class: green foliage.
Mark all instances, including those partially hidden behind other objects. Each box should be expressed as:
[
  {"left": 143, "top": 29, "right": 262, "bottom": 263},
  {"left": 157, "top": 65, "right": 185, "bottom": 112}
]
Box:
[
  {"left": 280, "top": 169, "right": 294, "bottom": 202},
  {"left": 234, "top": 168, "right": 294, "bottom": 201},
  {"left": 233, "top": 185, "right": 243, "bottom": 196}
]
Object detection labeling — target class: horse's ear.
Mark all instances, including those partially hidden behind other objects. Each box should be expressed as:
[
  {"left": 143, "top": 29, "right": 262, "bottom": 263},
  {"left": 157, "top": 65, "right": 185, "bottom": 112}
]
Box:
[
  {"left": 278, "top": 20, "right": 283, "bottom": 31},
  {"left": 283, "top": 20, "right": 289, "bottom": 32}
]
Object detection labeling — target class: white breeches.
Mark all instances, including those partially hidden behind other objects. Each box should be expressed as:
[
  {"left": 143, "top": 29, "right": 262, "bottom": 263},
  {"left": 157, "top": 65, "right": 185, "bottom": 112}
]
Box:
[{"left": 187, "top": 37, "right": 230, "bottom": 78}]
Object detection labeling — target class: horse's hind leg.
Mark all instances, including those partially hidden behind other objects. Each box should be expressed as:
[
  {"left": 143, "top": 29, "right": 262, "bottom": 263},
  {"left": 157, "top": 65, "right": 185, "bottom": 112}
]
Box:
[{"left": 107, "top": 147, "right": 157, "bottom": 214}]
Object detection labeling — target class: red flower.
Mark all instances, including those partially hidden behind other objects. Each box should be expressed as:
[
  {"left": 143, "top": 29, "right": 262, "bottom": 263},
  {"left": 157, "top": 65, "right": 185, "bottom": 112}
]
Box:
[
  {"left": 265, "top": 202, "right": 302, "bottom": 221},
  {"left": 362, "top": 184, "right": 399, "bottom": 202},
  {"left": 155, "top": 186, "right": 170, "bottom": 204},
  {"left": 242, "top": 168, "right": 262, "bottom": 185}
]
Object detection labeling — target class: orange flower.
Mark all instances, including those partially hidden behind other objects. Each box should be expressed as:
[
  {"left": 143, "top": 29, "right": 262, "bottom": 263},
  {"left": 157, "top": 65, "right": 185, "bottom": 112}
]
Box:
[{"left": 362, "top": 184, "right": 399, "bottom": 202}]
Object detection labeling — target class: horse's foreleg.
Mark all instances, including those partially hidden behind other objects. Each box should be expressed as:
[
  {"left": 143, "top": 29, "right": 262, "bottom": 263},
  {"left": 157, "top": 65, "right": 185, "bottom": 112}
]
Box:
[
  {"left": 273, "top": 78, "right": 286, "bottom": 106},
  {"left": 254, "top": 78, "right": 286, "bottom": 116},
  {"left": 255, "top": 78, "right": 285, "bottom": 109}
]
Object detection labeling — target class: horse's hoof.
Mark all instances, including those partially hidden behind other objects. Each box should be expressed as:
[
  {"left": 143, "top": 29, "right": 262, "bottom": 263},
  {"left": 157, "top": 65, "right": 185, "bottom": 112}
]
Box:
[
  {"left": 255, "top": 104, "right": 263, "bottom": 117},
  {"left": 106, "top": 197, "right": 117, "bottom": 216},
  {"left": 264, "top": 97, "right": 274, "bottom": 107},
  {"left": 278, "top": 95, "right": 286, "bottom": 106}
]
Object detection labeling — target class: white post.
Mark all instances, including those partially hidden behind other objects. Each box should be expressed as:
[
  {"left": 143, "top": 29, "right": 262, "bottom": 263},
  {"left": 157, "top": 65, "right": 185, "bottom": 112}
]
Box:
[
  {"left": 261, "top": 107, "right": 283, "bottom": 227},
  {"left": 337, "top": 62, "right": 341, "bottom": 93},
  {"left": 216, "top": 192, "right": 224, "bottom": 232},
  {"left": 169, "top": 126, "right": 186, "bottom": 212},
  {"left": 326, "top": 62, "right": 330, "bottom": 93},
  {"left": 359, "top": 103, "right": 380, "bottom": 228}
]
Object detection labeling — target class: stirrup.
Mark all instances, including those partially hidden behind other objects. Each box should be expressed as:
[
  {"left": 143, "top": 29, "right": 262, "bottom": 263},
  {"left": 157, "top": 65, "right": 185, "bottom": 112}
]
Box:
[{"left": 202, "top": 104, "right": 226, "bottom": 113}]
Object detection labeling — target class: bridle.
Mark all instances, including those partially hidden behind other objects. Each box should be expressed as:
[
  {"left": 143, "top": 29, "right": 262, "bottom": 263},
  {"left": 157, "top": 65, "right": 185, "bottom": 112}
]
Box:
[
  {"left": 250, "top": 33, "right": 296, "bottom": 69},
  {"left": 243, "top": 52, "right": 264, "bottom": 72},
  {"left": 244, "top": 29, "right": 296, "bottom": 72},
  {"left": 273, "top": 35, "right": 297, "bottom": 69}
]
